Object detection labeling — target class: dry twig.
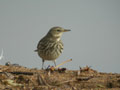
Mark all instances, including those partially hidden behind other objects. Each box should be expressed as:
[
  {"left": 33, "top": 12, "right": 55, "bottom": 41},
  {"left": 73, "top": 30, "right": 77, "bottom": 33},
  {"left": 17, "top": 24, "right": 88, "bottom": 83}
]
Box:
[{"left": 55, "top": 59, "right": 72, "bottom": 68}]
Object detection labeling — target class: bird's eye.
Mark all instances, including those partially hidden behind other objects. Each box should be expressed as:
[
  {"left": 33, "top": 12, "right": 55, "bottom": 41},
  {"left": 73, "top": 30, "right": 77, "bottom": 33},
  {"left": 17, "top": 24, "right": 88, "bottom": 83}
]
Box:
[{"left": 57, "top": 30, "right": 61, "bottom": 32}]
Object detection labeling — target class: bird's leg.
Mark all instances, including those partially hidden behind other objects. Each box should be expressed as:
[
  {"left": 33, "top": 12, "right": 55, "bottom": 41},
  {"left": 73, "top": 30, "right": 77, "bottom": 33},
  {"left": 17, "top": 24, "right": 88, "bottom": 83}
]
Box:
[
  {"left": 42, "top": 59, "right": 45, "bottom": 69},
  {"left": 53, "top": 60, "right": 56, "bottom": 66}
]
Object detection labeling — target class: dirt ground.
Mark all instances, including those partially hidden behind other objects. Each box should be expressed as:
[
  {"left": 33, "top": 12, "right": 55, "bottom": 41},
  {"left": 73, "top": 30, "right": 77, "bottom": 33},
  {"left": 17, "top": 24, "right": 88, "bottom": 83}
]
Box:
[{"left": 0, "top": 64, "right": 120, "bottom": 90}]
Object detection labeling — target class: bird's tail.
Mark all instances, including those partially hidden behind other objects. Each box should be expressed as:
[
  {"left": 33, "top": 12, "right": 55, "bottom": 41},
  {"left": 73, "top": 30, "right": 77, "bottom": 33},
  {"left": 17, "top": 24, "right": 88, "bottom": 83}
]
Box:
[{"left": 34, "top": 49, "right": 38, "bottom": 52}]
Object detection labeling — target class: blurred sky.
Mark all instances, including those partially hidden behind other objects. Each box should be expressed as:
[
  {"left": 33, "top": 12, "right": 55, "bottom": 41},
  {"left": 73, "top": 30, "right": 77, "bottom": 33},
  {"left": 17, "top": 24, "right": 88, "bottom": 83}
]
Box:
[{"left": 0, "top": 0, "right": 120, "bottom": 73}]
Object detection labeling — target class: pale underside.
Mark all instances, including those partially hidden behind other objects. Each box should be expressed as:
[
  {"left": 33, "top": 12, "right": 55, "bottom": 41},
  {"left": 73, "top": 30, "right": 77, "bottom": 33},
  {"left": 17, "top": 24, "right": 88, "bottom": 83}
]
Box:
[{"left": 37, "top": 39, "right": 63, "bottom": 61}]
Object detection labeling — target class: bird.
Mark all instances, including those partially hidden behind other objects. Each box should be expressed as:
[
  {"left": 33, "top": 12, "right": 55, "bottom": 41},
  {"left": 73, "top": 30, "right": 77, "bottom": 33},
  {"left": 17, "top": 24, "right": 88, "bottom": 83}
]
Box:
[{"left": 35, "top": 26, "right": 70, "bottom": 69}]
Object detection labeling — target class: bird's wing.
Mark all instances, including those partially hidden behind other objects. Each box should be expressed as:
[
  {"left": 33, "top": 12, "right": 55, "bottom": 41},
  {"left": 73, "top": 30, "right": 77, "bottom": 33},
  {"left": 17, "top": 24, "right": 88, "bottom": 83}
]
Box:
[{"left": 37, "top": 37, "right": 47, "bottom": 49}]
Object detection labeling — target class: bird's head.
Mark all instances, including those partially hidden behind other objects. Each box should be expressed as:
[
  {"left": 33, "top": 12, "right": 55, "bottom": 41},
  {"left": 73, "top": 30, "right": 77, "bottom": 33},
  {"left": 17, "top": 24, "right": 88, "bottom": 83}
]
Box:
[{"left": 47, "top": 27, "right": 70, "bottom": 39}]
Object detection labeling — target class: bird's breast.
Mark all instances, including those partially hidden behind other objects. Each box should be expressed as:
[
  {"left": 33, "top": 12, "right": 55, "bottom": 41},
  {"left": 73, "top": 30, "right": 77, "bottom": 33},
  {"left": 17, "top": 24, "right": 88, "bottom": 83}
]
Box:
[{"left": 38, "top": 40, "right": 63, "bottom": 60}]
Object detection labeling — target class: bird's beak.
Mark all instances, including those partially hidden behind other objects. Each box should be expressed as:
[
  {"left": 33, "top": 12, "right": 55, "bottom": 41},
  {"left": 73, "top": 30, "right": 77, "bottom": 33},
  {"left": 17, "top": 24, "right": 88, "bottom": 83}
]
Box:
[{"left": 63, "top": 29, "right": 71, "bottom": 32}]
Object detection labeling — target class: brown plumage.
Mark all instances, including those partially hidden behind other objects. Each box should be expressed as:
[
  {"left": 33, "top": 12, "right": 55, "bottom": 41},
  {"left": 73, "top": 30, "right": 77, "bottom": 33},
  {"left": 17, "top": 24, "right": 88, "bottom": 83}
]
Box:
[{"left": 35, "top": 26, "right": 70, "bottom": 69}]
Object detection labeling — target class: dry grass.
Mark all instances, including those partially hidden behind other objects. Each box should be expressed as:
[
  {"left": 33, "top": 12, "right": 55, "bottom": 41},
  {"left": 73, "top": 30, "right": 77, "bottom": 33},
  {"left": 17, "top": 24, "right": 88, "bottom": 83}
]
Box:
[{"left": 0, "top": 65, "right": 120, "bottom": 90}]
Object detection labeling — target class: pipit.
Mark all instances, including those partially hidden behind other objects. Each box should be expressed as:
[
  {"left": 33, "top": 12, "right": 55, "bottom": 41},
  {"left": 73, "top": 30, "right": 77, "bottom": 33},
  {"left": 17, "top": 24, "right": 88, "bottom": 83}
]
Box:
[{"left": 35, "top": 26, "right": 70, "bottom": 69}]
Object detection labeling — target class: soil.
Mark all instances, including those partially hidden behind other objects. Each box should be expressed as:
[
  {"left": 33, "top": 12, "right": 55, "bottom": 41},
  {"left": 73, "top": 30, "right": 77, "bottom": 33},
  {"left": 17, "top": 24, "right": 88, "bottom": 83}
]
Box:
[{"left": 0, "top": 65, "right": 120, "bottom": 90}]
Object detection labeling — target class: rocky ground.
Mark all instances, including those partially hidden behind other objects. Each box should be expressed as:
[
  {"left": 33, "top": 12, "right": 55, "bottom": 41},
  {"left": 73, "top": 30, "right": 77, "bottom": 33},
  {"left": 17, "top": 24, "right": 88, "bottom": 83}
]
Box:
[{"left": 0, "top": 64, "right": 120, "bottom": 90}]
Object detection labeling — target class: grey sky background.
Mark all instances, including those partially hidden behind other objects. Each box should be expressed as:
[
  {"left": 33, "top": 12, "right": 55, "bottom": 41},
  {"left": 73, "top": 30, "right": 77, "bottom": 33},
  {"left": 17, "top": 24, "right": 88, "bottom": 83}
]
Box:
[{"left": 0, "top": 0, "right": 120, "bottom": 73}]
